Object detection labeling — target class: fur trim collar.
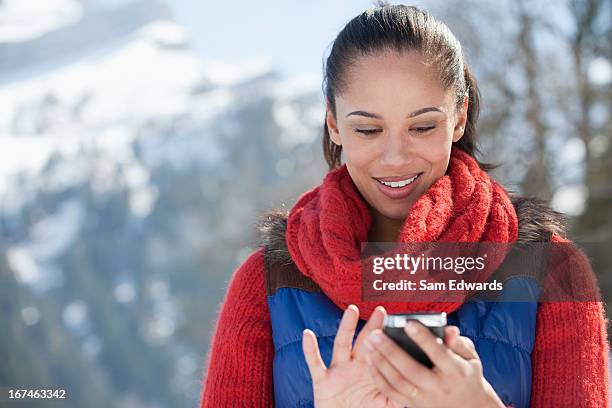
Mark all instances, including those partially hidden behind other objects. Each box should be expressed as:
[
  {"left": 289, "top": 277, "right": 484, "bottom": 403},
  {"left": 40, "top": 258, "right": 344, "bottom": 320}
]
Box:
[{"left": 257, "top": 196, "right": 566, "bottom": 266}]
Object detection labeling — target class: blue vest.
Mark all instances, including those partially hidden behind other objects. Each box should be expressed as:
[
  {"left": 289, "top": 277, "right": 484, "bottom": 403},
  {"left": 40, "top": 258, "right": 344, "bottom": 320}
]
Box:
[{"left": 264, "top": 248, "right": 544, "bottom": 408}]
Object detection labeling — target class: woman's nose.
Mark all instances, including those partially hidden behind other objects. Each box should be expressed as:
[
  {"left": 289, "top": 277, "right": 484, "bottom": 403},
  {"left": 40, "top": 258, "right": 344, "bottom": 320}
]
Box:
[{"left": 379, "top": 132, "right": 413, "bottom": 167}]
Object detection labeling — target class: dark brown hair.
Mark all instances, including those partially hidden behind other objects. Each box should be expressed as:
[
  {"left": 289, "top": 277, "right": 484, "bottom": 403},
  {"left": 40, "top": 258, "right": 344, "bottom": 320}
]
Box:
[{"left": 322, "top": 2, "right": 490, "bottom": 170}]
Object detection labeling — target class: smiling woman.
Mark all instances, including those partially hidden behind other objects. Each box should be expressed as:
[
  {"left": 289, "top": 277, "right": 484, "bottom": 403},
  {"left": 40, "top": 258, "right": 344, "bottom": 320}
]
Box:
[{"left": 199, "top": 2, "right": 609, "bottom": 408}]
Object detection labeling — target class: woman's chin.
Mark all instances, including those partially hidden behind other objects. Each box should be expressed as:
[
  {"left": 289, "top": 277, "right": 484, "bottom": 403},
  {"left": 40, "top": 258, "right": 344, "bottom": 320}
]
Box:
[
  {"left": 364, "top": 193, "right": 413, "bottom": 220},
  {"left": 378, "top": 202, "right": 412, "bottom": 221}
]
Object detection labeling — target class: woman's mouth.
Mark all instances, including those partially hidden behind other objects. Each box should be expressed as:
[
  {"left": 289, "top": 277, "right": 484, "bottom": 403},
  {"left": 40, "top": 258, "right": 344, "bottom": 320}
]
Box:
[{"left": 373, "top": 173, "right": 423, "bottom": 200}]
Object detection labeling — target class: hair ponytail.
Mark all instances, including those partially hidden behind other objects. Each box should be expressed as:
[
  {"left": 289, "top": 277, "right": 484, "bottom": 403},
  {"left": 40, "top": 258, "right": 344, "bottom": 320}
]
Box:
[{"left": 453, "top": 63, "right": 497, "bottom": 170}]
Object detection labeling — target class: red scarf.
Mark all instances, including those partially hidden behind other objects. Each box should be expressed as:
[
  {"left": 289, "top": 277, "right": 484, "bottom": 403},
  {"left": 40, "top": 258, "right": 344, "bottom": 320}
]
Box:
[{"left": 285, "top": 146, "right": 518, "bottom": 319}]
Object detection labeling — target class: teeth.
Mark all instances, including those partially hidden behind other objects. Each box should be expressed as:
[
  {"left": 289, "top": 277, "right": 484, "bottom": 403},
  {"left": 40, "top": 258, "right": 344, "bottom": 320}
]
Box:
[{"left": 379, "top": 174, "right": 419, "bottom": 188}]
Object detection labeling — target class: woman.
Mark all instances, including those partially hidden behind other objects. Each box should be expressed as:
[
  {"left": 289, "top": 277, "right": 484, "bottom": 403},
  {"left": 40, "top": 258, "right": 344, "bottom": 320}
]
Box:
[{"left": 199, "top": 4, "right": 609, "bottom": 407}]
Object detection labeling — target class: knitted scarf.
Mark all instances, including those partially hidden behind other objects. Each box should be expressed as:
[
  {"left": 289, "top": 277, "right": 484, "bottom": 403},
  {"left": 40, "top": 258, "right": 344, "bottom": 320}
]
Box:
[{"left": 285, "top": 146, "right": 519, "bottom": 319}]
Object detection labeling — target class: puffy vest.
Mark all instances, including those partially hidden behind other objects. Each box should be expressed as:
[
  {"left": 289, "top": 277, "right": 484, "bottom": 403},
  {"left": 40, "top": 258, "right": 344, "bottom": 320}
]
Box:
[{"left": 264, "top": 243, "right": 549, "bottom": 408}]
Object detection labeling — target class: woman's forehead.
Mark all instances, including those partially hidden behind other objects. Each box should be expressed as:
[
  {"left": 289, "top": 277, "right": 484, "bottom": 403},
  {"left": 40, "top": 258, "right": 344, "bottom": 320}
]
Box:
[{"left": 339, "top": 51, "right": 450, "bottom": 107}]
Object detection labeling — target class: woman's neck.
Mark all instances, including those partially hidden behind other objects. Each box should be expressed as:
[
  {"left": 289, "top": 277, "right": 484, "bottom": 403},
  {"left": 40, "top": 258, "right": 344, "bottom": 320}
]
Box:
[{"left": 367, "top": 210, "right": 404, "bottom": 242}]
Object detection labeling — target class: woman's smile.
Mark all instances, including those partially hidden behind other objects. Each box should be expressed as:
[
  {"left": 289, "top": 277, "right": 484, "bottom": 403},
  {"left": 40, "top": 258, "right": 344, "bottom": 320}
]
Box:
[{"left": 373, "top": 172, "right": 423, "bottom": 200}]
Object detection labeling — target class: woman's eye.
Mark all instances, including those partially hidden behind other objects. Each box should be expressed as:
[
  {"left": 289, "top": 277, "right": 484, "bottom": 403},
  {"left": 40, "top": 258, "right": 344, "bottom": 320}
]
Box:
[
  {"left": 354, "top": 128, "right": 382, "bottom": 135},
  {"left": 353, "top": 126, "right": 435, "bottom": 135},
  {"left": 413, "top": 126, "right": 436, "bottom": 133}
]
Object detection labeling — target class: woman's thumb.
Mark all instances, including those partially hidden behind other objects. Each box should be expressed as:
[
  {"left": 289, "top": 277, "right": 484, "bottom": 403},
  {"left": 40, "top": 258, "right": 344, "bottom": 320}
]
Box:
[{"left": 445, "top": 326, "right": 477, "bottom": 360}]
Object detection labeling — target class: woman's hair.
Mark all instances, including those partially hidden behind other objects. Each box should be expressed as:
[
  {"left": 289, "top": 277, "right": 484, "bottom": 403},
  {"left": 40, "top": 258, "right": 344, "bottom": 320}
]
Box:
[{"left": 322, "top": 1, "right": 490, "bottom": 170}]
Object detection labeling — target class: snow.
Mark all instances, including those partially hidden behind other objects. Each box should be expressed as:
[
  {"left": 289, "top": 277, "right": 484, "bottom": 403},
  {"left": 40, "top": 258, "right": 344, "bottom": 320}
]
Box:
[
  {"left": 1, "top": 1, "right": 322, "bottom": 297},
  {"left": 137, "top": 20, "right": 191, "bottom": 49},
  {"left": 0, "top": 0, "right": 83, "bottom": 43},
  {"left": 0, "top": 20, "right": 202, "bottom": 127},
  {"left": 201, "top": 56, "right": 272, "bottom": 87},
  {"left": 0, "top": 136, "right": 56, "bottom": 193},
  {"left": 0, "top": 17, "right": 204, "bottom": 207},
  {"left": 270, "top": 72, "right": 321, "bottom": 100},
  {"left": 0, "top": 14, "right": 304, "bottom": 198}
]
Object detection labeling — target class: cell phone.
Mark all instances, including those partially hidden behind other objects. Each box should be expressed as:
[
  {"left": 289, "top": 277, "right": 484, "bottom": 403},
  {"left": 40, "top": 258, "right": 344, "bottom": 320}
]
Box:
[{"left": 382, "top": 312, "right": 447, "bottom": 369}]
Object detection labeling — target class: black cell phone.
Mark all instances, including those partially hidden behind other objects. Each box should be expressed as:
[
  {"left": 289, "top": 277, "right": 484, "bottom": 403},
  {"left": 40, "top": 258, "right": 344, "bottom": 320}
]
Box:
[{"left": 382, "top": 312, "right": 447, "bottom": 369}]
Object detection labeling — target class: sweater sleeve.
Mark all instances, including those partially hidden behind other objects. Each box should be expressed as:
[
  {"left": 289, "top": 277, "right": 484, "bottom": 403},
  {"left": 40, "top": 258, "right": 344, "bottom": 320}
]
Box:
[
  {"left": 199, "top": 248, "right": 275, "bottom": 407},
  {"left": 529, "top": 237, "right": 610, "bottom": 407}
]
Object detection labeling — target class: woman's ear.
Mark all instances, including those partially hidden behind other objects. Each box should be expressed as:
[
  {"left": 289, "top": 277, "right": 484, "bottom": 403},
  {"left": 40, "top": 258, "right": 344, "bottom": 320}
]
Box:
[
  {"left": 452, "top": 93, "right": 469, "bottom": 143},
  {"left": 326, "top": 103, "right": 342, "bottom": 146}
]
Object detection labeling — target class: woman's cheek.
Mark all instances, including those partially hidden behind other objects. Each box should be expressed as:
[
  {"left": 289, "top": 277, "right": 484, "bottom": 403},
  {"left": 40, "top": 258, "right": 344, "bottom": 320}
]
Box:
[
  {"left": 420, "top": 132, "right": 452, "bottom": 166},
  {"left": 342, "top": 137, "right": 379, "bottom": 168}
]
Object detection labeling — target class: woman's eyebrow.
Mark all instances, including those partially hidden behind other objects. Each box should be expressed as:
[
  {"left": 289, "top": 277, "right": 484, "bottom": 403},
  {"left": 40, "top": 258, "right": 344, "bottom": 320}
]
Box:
[{"left": 346, "top": 107, "right": 442, "bottom": 119}]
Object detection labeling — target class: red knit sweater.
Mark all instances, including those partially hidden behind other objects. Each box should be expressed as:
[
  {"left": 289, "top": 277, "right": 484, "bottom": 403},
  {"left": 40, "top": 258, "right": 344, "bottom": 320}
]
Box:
[{"left": 199, "top": 240, "right": 610, "bottom": 407}]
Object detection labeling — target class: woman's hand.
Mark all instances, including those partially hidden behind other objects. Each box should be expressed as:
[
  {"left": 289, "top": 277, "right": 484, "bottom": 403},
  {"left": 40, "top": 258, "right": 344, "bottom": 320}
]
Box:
[
  {"left": 363, "top": 321, "right": 507, "bottom": 408},
  {"left": 302, "top": 305, "right": 402, "bottom": 408}
]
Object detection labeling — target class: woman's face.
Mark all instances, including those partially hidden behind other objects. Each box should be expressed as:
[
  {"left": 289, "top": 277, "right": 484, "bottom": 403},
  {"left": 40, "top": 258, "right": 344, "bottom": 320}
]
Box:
[{"left": 326, "top": 50, "right": 468, "bottom": 221}]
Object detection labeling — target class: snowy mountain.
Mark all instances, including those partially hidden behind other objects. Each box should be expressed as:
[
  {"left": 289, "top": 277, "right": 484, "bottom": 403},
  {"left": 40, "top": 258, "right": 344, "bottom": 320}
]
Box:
[
  {"left": 0, "top": 0, "right": 324, "bottom": 242},
  {"left": 0, "top": 1, "right": 325, "bottom": 406}
]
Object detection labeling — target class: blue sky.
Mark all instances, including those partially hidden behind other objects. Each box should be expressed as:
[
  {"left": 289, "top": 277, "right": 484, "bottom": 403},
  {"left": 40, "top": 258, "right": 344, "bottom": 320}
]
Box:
[{"left": 169, "top": 0, "right": 391, "bottom": 79}]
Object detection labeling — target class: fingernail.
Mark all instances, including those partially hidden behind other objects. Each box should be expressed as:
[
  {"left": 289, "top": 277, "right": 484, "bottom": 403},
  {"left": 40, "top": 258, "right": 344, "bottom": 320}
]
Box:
[
  {"left": 370, "top": 332, "right": 383, "bottom": 344},
  {"left": 406, "top": 321, "right": 418, "bottom": 335}
]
